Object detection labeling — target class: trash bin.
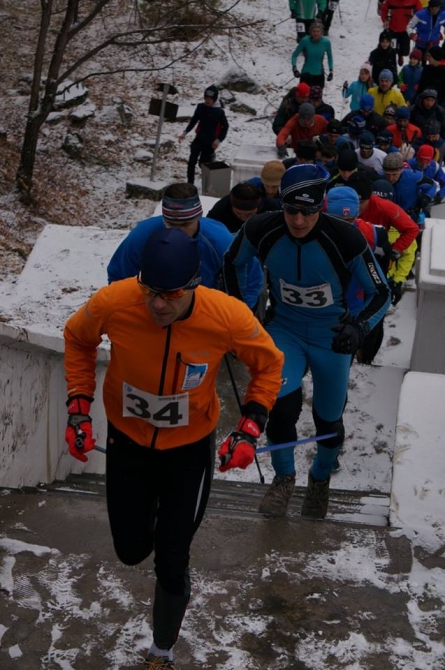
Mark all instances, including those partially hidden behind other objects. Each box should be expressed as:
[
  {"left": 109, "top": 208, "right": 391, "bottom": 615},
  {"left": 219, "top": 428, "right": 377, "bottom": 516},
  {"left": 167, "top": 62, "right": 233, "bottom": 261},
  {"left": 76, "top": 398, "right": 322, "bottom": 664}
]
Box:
[
  {"left": 201, "top": 161, "right": 231, "bottom": 198},
  {"left": 231, "top": 144, "right": 279, "bottom": 185}
]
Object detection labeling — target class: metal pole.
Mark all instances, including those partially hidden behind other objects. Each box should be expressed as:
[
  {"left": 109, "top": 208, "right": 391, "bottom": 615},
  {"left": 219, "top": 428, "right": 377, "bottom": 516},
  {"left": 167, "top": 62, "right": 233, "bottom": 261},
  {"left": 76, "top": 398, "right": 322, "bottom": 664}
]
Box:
[
  {"left": 224, "top": 354, "right": 265, "bottom": 484},
  {"left": 274, "top": 16, "right": 292, "bottom": 27},
  {"left": 281, "top": 75, "right": 296, "bottom": 89},
  {"left": 364, "top": 0, "right": 373, "bottom": 20},
  {"left": 337, "top": 1, "right": 343, "bottom": 25},
  {"left": 150, "top": 84, "right": 169, "bottom": 181}
]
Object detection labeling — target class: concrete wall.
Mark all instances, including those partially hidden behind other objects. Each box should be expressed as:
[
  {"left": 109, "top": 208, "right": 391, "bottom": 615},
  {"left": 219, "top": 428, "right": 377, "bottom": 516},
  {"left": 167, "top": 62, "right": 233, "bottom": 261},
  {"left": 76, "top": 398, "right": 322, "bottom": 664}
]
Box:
[
  {"left": 0, "top": 323, "right": 108, "bottom": 488},
  {"left": 411, "top": 225, "right": 445, "bottom": 373}
]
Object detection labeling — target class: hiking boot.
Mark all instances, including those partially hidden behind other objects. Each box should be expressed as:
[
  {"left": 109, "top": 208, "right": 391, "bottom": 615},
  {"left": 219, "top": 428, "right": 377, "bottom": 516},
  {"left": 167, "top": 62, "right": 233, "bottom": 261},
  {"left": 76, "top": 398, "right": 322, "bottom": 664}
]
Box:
[
  {"left": 301, "top": 473, "right": 330, "bottom": 519},
  {"left": 258, "top": 473, "right": 296, "bottom": 517},
  {"left": 144, "top": 655, "right": 176, "bottom": 669}
]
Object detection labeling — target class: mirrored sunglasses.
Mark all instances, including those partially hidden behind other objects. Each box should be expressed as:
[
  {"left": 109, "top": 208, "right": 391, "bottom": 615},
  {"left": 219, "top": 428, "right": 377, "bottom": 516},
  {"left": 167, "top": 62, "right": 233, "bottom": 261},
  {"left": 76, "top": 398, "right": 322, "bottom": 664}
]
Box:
[{"left": 137, "top": 272, "right": 200, "bottom": 300}]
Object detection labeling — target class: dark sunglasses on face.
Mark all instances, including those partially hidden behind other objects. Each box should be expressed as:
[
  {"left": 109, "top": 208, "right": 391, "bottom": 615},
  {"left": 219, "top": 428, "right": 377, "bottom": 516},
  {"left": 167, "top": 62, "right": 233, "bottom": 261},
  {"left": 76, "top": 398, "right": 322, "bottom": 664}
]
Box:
[{"left": 283, "top": 202, "right": 321, "bottom": 216}]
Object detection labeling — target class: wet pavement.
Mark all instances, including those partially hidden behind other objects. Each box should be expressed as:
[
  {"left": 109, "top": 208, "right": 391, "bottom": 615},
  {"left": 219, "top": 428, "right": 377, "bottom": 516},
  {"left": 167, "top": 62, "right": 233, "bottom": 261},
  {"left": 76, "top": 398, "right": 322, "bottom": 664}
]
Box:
[{"left": 1, "top": 482, "right": 443, "bottom": 670}]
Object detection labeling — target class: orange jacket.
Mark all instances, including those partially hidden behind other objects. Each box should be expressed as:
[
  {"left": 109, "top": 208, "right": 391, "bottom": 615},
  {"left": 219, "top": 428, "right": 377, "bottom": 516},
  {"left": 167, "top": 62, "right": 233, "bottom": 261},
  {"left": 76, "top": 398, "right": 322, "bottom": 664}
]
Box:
[
  {"left": 64, "top": 278, "right": 283, "bottom": 450},
  {"left": 276, "top": 114, "right": 328, "bottom": 150},
  {"left": 385, "top": 122, "right": 422, "bottom": 148}
]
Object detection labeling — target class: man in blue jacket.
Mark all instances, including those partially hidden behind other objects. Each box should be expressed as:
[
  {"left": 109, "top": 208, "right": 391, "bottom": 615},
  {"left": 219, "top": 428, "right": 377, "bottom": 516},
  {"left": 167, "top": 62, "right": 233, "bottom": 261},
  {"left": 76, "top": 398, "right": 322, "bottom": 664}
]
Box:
[
  {"left": 107, "top": 183, "right": 264, "bottom": 310},
  {"left": 407, "top": 0, "right": 445, "bottom": 61},
  {"left": 224, "top": 164, "right": 390, "bottom": 520},
  {"left": 381, "top": 152, "right": 437, "bottom": 223},
  {"left": 408, "top": 144, "right": 445, "bottom": 203}
]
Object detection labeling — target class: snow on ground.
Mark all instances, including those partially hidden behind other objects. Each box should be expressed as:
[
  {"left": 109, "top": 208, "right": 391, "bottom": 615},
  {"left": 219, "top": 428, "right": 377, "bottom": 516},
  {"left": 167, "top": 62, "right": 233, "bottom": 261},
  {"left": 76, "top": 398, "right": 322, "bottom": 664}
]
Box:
[{"left": 1, "top": 1, "right": 445, "bottom": 669}]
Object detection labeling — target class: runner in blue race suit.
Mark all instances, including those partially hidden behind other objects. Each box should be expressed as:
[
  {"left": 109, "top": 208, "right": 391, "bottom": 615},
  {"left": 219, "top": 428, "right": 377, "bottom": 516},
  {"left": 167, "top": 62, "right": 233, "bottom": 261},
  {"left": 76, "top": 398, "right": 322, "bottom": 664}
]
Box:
[{"left": 224, "top": 164, "right": 390, "bottom": 519}]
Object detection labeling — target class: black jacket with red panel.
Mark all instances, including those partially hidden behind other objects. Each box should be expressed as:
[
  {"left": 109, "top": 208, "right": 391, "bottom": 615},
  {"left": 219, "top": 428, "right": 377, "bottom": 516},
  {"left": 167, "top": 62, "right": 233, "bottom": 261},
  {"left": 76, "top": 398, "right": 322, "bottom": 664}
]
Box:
[{"left": 184, "top": 101, "right": 229, "bottom": 147}]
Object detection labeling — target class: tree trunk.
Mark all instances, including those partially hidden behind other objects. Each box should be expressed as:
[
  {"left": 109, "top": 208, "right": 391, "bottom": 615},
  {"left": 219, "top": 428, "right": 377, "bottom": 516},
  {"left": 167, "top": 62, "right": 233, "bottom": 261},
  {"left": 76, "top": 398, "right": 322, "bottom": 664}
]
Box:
[
  {"left": 16, "top": 0, "right": 55, "bottom": 200},
  {"left": 16, "top": 114, "right": 46, "bottom": 200}
]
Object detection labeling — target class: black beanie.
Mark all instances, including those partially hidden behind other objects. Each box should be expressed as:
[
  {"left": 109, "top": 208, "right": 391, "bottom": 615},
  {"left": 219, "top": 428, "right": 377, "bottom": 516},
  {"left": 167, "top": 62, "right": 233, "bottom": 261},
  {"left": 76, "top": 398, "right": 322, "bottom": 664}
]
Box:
[
  {"left": 204, "top": 85, "right": 219, "bottom": 100},
  {"left": 347, "top": 172, "right": 374, "bottom": 201},
  {"left": 337, "top": 149, "right": 358, "bottom": 171}
]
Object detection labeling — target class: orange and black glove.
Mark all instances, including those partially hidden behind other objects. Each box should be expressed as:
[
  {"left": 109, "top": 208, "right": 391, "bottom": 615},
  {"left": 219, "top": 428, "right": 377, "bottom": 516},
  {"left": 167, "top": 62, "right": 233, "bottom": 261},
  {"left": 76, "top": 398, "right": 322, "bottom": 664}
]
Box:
[{"left": 65, "top": 396, "right": 95, "bottom": 463}]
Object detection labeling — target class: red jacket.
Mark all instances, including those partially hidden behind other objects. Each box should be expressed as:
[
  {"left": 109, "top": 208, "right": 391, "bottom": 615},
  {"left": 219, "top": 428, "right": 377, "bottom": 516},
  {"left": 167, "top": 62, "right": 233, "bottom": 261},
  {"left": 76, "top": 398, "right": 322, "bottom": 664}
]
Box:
[
  {"left": 355, "top": 218, "right": 377, "bottom": 248},
  {"left": 277, "top": 114, "right": 328, "bottom": 150},
  {"left": 386, "top": 122, "right": 422, "bottom": 148},
  {"left": 361, "top": 195, "right": 418, "bottom": 253},
  {"left": 381, "top": 0, "right": 422, "bottom": 33}
]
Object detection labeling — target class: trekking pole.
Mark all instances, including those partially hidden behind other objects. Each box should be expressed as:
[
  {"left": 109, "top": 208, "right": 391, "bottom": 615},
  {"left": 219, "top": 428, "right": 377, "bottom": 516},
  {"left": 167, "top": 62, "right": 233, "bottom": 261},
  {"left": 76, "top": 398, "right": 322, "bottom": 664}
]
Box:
[
  {"left": 94, "top": 432, "right": 338, "bottom": 459},
  {"left": 256, "top": 433, "right": 337, "bottom": 454},
  {"left": 224, "top": 354, "right": 265, "bottom": 484},
  {"left": 219, "top": 432, "right": 338, "bottom": 466},
  {"left": 337, "top": 2, "right": 343, "bottom": 25},
  {"left": 281, "top": 75, "right": 296, "bottom": 89},
  {"left": 364, "top": 0, "right": 373, "bottom": 20},
  {"left": 274, "top": 16, "right": 292, "bottom": 28}
]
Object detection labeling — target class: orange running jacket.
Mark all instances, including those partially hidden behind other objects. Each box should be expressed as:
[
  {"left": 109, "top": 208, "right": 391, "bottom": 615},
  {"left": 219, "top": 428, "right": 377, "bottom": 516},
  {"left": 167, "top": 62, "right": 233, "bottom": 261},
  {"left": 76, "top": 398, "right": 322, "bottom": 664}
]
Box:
[{"left": 64, "top": 278, "right": 283, "bottom": 450}]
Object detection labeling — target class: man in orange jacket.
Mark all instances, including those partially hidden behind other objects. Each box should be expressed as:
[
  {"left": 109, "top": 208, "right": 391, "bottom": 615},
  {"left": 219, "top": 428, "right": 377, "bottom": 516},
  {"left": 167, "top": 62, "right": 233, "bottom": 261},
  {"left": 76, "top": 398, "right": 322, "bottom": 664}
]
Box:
[
  {"left": 276, "top": 102, "right": 328, "bottom": 157},
  {"left": 385, "top": 106, "right": 422, "bottom": 148},
  {"left": 64, "top": 227, "right": 283, "bottom": 670}
]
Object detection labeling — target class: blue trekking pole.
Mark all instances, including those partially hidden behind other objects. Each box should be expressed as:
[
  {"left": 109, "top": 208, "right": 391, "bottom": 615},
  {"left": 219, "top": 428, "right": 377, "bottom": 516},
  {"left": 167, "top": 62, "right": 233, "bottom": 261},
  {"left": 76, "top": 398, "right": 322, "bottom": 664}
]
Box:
[
  {"left": 255, "top": 433, "right": 337, "bottom": 455},
  {"left": 95, "top": 433, "right": 337, "bottom": 457}
]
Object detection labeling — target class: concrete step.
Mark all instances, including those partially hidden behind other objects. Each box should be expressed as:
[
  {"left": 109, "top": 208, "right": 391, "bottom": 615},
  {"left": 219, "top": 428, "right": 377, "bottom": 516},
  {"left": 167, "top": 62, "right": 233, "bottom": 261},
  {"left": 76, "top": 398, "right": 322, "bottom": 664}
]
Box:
[{"left": 40, "top": 474, "right": 391, "bottom": 528}]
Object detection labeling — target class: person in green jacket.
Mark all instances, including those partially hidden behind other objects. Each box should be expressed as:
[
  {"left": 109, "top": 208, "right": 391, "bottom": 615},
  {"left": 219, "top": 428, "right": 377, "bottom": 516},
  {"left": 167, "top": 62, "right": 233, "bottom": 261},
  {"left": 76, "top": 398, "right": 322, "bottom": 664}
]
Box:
[
  {"left": 289, "top": 0, "right": 327, "bottom": 42},
  {"left": 291, "top": 19, "right": 334, "bottom": 89}
]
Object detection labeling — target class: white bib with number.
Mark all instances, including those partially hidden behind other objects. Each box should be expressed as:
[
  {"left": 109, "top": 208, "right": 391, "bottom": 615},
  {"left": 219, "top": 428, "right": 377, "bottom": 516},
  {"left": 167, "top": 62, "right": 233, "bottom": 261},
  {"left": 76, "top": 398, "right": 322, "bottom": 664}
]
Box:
[
  {"left": 328, "top": 1, "right": 336, "bottom": 10},
  {"left": 122, "top": 382, "right": 189, "bottom": 427},
  {"left": 296, "top": 22, "right": 305, "bottom": 32},
  {"left": 279, "top": 279, "right": 334, "bottom": 308}
]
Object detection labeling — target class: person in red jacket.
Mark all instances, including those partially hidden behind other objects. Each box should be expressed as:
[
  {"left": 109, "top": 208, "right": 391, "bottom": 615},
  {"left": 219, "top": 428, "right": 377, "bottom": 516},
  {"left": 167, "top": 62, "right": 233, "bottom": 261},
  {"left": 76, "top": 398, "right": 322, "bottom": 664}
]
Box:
[
  {"left": 346, "top": 171, "right": 419, "bottom": 258},
  {"left": 276, "top": 102, "right": 328, "bottom": 156},
  {"left": 385, "top": 106, "right": 422, "bottom": 149},
  {"left": 326, "top": 186, "right": 392, "bottom": 364},
  {"left": 64, "top": 227, "right": 283, "bottom": 670},
  {"left": 381, "top": 0, "right": 423, "bottom": 66}
]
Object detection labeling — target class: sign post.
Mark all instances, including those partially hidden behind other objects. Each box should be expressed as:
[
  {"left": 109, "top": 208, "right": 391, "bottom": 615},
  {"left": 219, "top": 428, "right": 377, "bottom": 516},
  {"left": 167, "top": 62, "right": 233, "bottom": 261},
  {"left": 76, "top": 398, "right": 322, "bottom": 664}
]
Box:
[{"left": 149, "top": 83, "right": 178, "bottom": 181}]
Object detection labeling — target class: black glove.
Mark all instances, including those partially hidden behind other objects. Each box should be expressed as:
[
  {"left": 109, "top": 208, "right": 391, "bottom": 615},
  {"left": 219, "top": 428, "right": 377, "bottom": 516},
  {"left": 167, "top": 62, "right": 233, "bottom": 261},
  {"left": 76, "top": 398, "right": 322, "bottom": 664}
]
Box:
[
  {"left": 331, "top": 322, "right": 364, "bottom": 355},
  {"left": 387, "top": 279, "right": 403, "bottom": 306},
  {"left": 327, "top": 71, "right": 334, "bottom": 82},
  {"left": 291, "top": 9, "right": 297, "bottom": 19},
  {"left": 277, "top": 145, "right": 288, "bottom": 158},
  {"left": 390, "top": 248, "right": 402, "bottom": 262},
  {"left": 342, "top": 80, "right": 349, "bottom": 91},
  {"left": 418, "top": 195, "right": 432, "bottom": 211},
  {"left": 293, "top": 67, "right": 301, "bottom": 78}
]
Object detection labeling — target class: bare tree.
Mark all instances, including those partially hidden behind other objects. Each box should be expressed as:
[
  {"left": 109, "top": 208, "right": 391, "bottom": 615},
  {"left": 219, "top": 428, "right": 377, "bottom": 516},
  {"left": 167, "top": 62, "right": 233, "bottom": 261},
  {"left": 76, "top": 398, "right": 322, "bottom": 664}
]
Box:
[{"left": 16, "top": 0, "right": 257, "bottom": 200}]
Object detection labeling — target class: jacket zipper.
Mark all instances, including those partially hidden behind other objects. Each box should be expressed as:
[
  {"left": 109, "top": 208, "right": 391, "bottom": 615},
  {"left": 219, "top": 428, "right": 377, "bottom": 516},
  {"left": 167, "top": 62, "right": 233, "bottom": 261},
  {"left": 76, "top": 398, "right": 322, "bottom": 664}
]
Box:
[{"left": 150, "top": 325, "right": 172, "bottom": 449}]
